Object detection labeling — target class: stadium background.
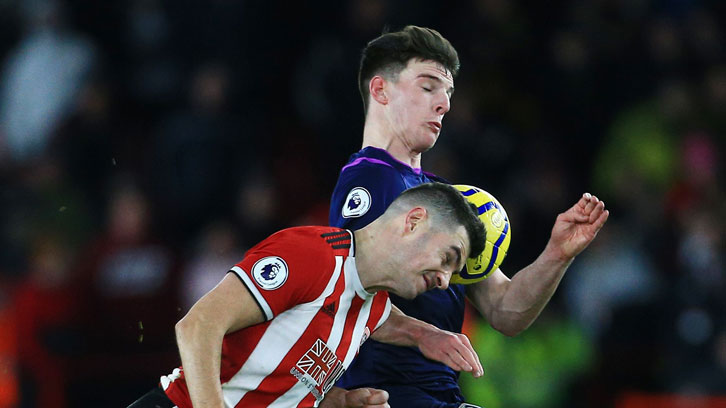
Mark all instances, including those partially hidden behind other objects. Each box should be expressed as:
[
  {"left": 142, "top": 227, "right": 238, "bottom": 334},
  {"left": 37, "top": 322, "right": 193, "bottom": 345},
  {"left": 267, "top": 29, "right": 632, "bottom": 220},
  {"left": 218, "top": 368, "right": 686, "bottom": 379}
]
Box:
[{"left": 0, "top": 0, "right": 724, "bottom": 406}]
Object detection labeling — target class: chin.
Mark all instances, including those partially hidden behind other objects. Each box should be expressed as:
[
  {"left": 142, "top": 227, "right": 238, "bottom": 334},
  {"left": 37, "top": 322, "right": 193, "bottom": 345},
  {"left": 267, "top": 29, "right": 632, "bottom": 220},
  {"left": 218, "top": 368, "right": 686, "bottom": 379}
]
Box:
[{"left": 422, "top": 136, "right": 439, "bottom": 152}]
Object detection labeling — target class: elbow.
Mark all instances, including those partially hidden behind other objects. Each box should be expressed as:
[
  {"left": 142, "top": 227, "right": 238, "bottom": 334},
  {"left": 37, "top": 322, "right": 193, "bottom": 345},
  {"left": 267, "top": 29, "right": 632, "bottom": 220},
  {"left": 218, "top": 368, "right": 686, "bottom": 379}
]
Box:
[
  {"left": 489, "top": 315, "right": 530, "bottom": 337},
  {"left": 175, "top": 312, "right": 203, "bottom": 344},
  {"left": 495, "top": 325, "right": 524, "bottom": 338},
  {"left": 175, "top": 316, "right": 190, "bottom": 345}
]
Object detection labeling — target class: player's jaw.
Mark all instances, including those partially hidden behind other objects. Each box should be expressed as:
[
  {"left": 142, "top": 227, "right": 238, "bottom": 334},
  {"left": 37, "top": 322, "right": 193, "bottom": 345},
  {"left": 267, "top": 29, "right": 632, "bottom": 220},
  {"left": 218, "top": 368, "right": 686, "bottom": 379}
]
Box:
[{"left": 415, "top": 121, "right": 442, "bottom": 152}]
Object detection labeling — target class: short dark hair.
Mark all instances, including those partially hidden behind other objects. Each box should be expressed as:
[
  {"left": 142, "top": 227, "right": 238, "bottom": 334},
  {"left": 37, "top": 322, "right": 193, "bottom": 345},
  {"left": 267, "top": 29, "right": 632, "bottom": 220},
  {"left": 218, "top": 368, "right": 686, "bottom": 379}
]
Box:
[
  {"left": 389, "top": 182, "right": 486, "bottom": 259},
  {"left": 358, "top": 25, "right": 460, "bottom": 114}
]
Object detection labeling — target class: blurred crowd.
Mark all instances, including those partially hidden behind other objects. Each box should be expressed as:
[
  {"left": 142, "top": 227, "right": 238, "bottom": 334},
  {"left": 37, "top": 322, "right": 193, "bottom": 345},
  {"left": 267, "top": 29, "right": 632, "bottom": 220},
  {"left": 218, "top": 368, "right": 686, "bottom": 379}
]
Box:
[{"left": 0, "top": 0, "right": 724, "bottom": 407}]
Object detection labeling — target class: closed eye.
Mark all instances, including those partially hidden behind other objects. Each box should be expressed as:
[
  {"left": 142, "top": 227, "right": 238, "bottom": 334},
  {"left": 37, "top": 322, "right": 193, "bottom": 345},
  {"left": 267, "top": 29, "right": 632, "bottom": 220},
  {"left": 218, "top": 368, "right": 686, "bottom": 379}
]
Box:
[{"left": 442, "top": 252, "right": 454, "bottom": 268}]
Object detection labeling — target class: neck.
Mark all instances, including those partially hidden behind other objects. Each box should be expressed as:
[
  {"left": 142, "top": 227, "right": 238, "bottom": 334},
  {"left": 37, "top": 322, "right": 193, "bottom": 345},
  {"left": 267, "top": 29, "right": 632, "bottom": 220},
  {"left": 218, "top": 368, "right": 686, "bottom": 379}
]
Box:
[
  {"left": 362, "top": 121, "right": 422, "bottom": 169},
  {"left": 352, "top": 226, "right": 395, "bottom": 293}
]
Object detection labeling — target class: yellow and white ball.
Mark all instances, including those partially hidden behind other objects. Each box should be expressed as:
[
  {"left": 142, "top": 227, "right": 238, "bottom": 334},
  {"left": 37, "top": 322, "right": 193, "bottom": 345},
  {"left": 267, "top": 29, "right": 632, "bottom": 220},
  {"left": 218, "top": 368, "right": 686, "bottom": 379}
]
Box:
[{"left": 451, "top": 184, "right": 511, "bottom": 284}]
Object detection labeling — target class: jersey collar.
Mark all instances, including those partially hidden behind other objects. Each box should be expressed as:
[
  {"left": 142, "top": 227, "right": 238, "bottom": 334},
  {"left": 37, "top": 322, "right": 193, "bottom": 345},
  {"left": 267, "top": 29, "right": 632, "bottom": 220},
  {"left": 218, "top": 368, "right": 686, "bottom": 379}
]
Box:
[{"left": 359, "top": 146, "right": 424, "bottom": 175}]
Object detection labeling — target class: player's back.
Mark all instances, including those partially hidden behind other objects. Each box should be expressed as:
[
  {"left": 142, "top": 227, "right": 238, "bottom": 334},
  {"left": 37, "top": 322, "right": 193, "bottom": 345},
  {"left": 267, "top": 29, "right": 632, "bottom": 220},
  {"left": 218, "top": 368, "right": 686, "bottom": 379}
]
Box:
[{"left": 329, "top": 147, "right": 467, "bottom": 392}]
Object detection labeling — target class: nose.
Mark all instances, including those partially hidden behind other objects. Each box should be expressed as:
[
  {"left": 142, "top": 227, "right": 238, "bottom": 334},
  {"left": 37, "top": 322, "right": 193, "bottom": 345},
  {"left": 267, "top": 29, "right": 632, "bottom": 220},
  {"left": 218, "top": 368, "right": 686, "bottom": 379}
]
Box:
[
  {"left": 434, "top": 93, "right": 450, "bottom": 116},
  {"left": 434, "top": 271, "right": 450, "bottom": 290}
]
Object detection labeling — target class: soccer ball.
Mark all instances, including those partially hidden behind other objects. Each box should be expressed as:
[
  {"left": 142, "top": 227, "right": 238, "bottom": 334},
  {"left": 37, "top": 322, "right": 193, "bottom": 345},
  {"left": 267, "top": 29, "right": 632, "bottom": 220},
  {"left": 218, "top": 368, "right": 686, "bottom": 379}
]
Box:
[{"left": 451, "top": 184, "right": 511, "bottom": 284}]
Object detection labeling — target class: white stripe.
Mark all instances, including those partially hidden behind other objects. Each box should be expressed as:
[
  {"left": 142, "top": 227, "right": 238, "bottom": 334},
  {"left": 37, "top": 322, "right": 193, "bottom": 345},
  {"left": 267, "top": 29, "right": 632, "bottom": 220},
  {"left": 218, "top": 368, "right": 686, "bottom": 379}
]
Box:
[
  {"left": 230, "top": 266, "right": 273, "bottom": 321},
  {"left": 222, "top": 256, "right": 344, "bottom": 407},
  {"left": 375, "top": 297, "right": 392, "bottom": 330},
  {"left": 341, "top": 260, "right": 375, "bottom": 369},
  {"left": 347, "top": 229, "right": 355, "bottom": 257},
  {"left": 269, "top": 256, "right": 356, "bottom": 407}
]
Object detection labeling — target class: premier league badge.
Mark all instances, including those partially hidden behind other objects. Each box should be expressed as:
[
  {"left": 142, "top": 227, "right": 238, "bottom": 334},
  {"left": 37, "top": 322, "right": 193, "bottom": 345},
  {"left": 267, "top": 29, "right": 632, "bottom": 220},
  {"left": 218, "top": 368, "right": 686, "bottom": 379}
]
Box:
[
  {"left": 342, "top": 187, "right": 371, "bottom": 218},
  {"left": 251, "top": 256, "right": 289, "bottom": 290}
]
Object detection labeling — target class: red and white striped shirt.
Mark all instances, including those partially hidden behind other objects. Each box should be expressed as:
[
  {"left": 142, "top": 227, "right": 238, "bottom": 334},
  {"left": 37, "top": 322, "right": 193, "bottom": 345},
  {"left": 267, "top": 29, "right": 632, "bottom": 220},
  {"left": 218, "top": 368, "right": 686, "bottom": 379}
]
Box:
[{"left": 162, "top": 226, "right": 391, "bottom": 407}]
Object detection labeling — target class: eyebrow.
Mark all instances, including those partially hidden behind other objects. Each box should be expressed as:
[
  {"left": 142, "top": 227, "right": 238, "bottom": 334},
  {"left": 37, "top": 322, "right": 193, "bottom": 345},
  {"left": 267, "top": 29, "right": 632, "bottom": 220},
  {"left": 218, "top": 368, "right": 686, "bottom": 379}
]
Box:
[{"left": 417, "top": 73, "right": 455, "bottom": 96}]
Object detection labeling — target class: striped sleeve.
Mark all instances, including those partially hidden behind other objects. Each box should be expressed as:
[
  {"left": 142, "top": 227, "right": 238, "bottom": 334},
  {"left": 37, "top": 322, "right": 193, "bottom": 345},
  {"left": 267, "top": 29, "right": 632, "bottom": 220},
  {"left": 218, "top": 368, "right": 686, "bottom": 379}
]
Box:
[{"left": 233, "top": 228, "right": 337, "bottom": 319}]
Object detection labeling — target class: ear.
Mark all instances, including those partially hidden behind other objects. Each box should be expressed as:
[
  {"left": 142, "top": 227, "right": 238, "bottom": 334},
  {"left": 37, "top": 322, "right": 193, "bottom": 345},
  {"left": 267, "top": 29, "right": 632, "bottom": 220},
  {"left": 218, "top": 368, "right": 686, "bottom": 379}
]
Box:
[
  {"left": 403, "top": 206, "right": 427, "bottom": 234},
  {"left": 369, "top": 76, "right": 388, "bottom": 106}
]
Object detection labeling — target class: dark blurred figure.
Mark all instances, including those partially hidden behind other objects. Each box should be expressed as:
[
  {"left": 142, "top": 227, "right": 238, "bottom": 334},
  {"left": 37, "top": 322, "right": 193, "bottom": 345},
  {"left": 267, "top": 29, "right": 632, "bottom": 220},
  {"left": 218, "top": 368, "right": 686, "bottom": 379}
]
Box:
[
  {"left": 233, "top": 167, "right": 285, "bottom": 246},
  {"left": 150, "top": 62, "right": 241, "bottom": 246},
  {"left": 71, "top": 179, "right": 180, "bottom": 405},
  {"left": 52, "top": 76, "right": 118, "bottom": 225},
  {"left": 178, "top": 220, "right": 244, "bottom": 312},
  {"left": 0, "top": 284, "right": 19, "bottom": 408},
  {"left": 292, "top": 0, "right": 389, "bottom": 167},
  {"left": 661, "top": 131, "right": 726, "bottom": 394},
  {"left": 13, "top": 233, "right": 80, "bottom": 408}
]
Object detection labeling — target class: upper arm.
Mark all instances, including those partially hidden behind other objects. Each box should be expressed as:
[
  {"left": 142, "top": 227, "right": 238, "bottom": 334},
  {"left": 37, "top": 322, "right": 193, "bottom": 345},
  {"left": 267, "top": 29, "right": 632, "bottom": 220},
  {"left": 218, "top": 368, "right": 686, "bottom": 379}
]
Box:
[
  {"left": 465, "top": 268, "right": 510, "bottom": 319},
  {"left": 182, "top": 273, "right": 265, "bottom": 336}
]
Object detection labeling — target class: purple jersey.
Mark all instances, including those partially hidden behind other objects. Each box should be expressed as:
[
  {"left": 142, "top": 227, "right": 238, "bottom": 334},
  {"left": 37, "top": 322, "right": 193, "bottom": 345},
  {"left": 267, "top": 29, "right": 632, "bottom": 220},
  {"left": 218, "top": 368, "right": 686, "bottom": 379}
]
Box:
[{"left": 329, "top": 146, "right": 466, "bottom": 392}]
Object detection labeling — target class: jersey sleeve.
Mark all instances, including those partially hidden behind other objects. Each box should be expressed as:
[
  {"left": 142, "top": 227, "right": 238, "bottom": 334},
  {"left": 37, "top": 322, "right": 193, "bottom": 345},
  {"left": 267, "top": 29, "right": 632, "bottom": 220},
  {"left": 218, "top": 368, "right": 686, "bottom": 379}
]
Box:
[
  {"left": 373, "top": 295, "right": 392, "bottom": 330},
  {"left": 329, "top": 162, "right": 407, "bottom": 230},
  {"left": 229, "top": 229, "right": 336, "bottom": 321}
]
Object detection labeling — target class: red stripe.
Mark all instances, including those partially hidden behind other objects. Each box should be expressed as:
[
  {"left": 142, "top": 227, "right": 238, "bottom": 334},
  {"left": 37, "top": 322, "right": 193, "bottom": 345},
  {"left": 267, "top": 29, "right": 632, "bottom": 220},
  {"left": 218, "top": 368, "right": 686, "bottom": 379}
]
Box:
[
  {"left": 236, "top": 265, "right": 349, "bottom": 406},
  {"left": 219, "top": 322, "right": 269, "bottom": 382},
  {"left": 337, "top": 295, "right": 365, "bottom": 366},
  {"left": 368, "top": 292, "right": 390, "bottom": 330}
]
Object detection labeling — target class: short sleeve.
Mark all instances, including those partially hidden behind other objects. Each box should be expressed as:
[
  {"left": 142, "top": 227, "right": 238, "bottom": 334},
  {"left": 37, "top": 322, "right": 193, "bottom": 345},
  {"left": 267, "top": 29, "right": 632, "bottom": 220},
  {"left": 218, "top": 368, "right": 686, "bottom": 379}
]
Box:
[
  {"left": 229, "top": 228, "right": 336, "bottom": 321},
  {"left": 329, "top": 162, "right": 406, "bottom": 230}
]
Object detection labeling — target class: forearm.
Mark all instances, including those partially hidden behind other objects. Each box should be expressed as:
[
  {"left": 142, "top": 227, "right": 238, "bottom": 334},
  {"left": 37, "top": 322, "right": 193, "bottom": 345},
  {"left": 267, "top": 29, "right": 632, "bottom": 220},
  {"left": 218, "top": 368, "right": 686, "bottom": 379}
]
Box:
[
  {"left": 175, "top": 316, "right": 226, "bottom": 408},
  {"left": 369, "top": 306, "right": 433, "bottom": 347},
  {"left": 371, "top": 306, "right": 483, "bottom": 377},
  {"left": 505, "top": 244, "right": 572, "bottom": 328},
  {"left": 476, "top": 242, "right": 573, "bottom": 336}
]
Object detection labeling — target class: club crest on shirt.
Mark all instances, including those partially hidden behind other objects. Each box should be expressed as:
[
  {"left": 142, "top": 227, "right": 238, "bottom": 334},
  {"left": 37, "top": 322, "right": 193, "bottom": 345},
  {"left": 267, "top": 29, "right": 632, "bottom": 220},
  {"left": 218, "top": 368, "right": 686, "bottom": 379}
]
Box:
[
  {"left": 342, "top": 187, "right": 371, "bottom": 218},
  {"left": 290, "top": 338, "right": 346, "bottom": 401},
  {"left": 251, "top": 256, "right": 288, "bottom": 290}
]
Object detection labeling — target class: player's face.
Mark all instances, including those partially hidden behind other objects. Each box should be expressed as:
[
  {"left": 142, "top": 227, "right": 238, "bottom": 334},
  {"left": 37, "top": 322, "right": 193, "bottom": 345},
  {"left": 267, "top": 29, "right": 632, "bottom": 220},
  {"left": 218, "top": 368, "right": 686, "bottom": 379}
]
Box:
[
  {"left": 395, "top": 225, "right": 469, "bottom": 299},
  {"left": 386, "top": 59, "right": 454, "bottom": 153}
]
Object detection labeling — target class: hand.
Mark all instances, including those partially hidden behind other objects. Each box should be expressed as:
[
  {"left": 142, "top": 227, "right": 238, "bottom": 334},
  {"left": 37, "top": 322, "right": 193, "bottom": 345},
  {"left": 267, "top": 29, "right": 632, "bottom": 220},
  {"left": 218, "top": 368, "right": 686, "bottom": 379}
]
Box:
[
  {"left": 319, "top": 386, "right": 389, "bottom": 408},
  {"left": 418, "top": 329, "right": 484, "bottom": 378},
  {"left": 547, "top": 192, "right": 609, "bottom": 260}
]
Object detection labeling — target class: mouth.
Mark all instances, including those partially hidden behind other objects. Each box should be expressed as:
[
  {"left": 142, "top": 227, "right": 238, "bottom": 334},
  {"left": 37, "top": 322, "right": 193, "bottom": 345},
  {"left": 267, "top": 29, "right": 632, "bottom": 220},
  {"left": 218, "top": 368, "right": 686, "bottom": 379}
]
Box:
[{"left": 427, "top": 122, "right": 442, "bottom": 134}]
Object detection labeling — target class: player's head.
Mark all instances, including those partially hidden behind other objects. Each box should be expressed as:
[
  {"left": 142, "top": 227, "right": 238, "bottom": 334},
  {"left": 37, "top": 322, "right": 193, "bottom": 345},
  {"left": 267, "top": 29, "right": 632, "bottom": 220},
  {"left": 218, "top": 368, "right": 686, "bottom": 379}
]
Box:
[
  {"left": 359, "top": 25, "right": 460, "bottom": 114},
  {"left": 390, "top": 182, "right": 486, "bottom": 258},
  {"left": 379, "top": 182, "right": 486, "bottom": 298},
  {"left": 359, "top": 26, "right": 459, "bottom": 152}
]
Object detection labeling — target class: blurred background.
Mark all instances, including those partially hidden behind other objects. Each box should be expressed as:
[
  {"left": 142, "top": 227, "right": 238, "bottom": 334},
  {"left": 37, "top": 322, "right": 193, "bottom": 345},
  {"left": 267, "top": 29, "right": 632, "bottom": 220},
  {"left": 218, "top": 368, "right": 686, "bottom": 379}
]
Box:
[{"left": 0, "top": 0, "right": 724, "bottom": 406}]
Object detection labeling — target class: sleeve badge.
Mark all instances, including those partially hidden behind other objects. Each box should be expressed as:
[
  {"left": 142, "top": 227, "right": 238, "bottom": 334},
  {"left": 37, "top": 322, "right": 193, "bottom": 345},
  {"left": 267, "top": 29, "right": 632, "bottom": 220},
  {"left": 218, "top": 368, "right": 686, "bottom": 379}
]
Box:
[
  {"left": 341, "top": 187, "right": 371, "bottom": 218},
  {"left": 252, "top": 256, "right": 289, "bottom": 290}
]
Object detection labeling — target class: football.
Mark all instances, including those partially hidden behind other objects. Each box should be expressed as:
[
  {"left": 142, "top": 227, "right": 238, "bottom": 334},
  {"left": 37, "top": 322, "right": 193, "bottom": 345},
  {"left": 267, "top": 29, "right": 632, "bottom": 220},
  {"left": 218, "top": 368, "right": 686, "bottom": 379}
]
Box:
[{"left": 451, "top": 184, "right": 511, "bottom": 284}]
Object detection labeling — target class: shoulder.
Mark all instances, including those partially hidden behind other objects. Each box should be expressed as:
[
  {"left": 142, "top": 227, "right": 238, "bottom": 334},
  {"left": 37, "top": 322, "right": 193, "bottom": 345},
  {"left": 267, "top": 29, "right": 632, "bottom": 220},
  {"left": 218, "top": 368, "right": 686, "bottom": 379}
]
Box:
[
  {"left": 336, "top": 147, "right": 406, "bottom": 184},
  {"left": 329, "top": 165, "right": 405, "bottom": 228},
  {"left": 337, "top": 156, "right": 405, "bottom": 188},
  {"left": 255, "top": 226, "right": 350, "bottom": 259},
  {"left": 423, "top": 171, "right": 449, "bottom": 184},
  {"left": 232, "top": 227, "right": 352, "bottom": 318},
  {"left": 330, "top": 151, "right": 409, "bottom": 229}
]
